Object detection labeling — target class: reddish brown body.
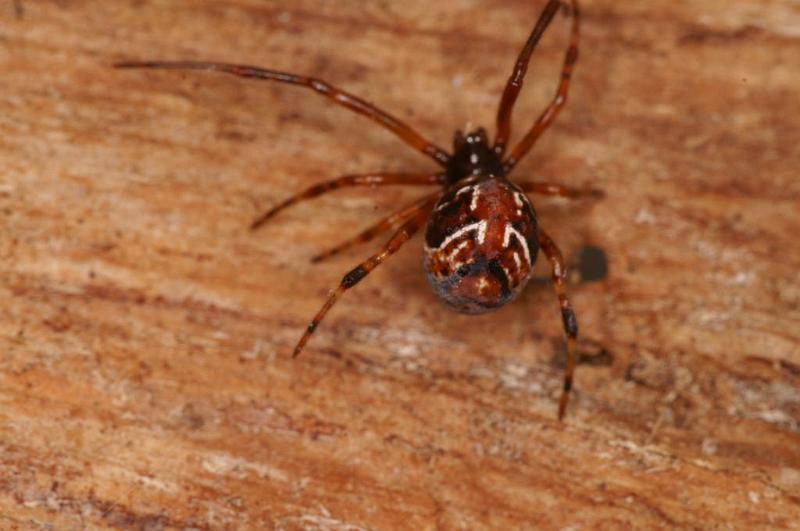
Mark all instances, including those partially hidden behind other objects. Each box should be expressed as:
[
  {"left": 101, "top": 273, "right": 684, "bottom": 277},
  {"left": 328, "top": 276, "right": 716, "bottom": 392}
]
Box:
[
  {"left": 425, "top": 130, "right": 539, "bottom": 314},
  {"left": 116, "top": 0, "right": 597, "bottom": 419}
]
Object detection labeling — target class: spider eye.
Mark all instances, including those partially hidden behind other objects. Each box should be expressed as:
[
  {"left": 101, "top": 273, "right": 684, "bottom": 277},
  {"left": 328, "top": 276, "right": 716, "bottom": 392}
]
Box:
[{"left": 456, "top": 265, "right": 470, "bottom": 277}]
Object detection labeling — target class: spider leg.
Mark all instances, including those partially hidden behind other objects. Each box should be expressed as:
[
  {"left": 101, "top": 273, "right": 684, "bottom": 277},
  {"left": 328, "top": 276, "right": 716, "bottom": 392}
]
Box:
[
  {"left": 292, "top": 195, "right": 438, "bottom": 358},
  {"left": 518, "top": 180, "right": 603, "bottom": 199},
  {"left": 503, "top": 0, "right": 580, "bottom": 172},
  {"left": 311, "top": 191, "right": 440, "bottom": 263},
  {"left": 538, "top": 227, "right": 578, "bottom": 420},
  {"left": 114, "top": 61, "right": 451, "bottom": 166},
  {"left": 250, "top": 172, "right": 444, "bottom": 230},
  {"left": 493, "top": 0, "right": 563, "bottom": 156}
]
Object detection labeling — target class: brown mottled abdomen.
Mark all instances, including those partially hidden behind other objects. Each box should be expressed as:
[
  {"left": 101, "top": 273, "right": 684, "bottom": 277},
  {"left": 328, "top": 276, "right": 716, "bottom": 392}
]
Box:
[{"left": 423, "top": 176, "right": 539, "bottom": 314}]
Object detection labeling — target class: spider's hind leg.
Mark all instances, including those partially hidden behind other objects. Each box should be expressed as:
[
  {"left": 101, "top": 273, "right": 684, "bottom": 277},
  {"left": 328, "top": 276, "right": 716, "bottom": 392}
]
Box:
[
  {"left": 312, "top": 192, "right": 440, "bottom": 263},
  {"left": 251, "top": 172, "right": 443, "bottom": 230},
  {"left": 292, "top": 195, "right": 439, "bottom": 357},
  {"left": 518, "top": 180, "right": 603, "bottom": 199}
]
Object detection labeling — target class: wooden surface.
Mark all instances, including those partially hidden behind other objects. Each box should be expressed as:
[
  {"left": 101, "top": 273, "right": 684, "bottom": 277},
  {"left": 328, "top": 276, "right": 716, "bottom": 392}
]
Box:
[{"left": 2, "top": 1, "right": 800, "bottom": 529}]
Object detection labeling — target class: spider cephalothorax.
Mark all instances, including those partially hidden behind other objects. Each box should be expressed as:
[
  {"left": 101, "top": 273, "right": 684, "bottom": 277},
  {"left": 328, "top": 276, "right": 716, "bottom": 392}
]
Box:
[
  {"left": 445, "top": 128, "right": 504, "bottom": 184},
  {"left": 117, "top": 0, "right": 599, "bottom": 419}
]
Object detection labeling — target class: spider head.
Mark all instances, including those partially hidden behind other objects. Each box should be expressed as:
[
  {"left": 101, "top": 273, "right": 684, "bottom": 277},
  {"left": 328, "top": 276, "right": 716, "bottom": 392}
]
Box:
[
  {"left": 446, "top": 127, "right": 504, "bottom": 184},
  {"left": 453, "top": 127, "right": 489, "bottom": 149}
]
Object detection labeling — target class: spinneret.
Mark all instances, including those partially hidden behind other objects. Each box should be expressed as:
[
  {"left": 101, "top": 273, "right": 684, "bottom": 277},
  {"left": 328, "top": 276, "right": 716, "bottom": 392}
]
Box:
[{"left": 116, "top": 0, "right": 599, "bottom": 419}]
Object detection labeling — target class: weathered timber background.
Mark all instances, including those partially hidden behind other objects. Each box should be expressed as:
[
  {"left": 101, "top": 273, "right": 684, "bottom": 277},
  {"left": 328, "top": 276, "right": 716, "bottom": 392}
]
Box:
[{"left": 1, "top": 0, "right": 799, "bottom": 529}]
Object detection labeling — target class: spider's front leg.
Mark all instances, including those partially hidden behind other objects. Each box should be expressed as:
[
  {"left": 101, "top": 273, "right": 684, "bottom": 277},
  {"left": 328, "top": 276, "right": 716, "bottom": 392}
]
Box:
[
  {"left": 493, "top": 0, "right": 564, "bottom": 155},
  {"left": 502, "top": 0, "right": 580, "bottom": 172},
  {"left": 114, "top": 61, "right": 451, "bottom": 166}
]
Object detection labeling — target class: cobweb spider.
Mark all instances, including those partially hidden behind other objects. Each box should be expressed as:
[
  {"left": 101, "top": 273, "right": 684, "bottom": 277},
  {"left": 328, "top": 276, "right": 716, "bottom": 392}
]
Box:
[{"left": 116, "top": 0, "right": 602, "bottom": 419}]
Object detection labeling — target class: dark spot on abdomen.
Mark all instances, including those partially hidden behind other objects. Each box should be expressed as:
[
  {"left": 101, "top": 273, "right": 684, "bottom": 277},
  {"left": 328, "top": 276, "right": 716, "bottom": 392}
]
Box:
[{"left": 487, "top": 259, "right": 511, "bottom": 299}]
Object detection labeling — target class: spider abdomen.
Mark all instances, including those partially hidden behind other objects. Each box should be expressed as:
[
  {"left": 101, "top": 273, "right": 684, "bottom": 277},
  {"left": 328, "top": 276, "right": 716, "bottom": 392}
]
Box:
[{"left": 423, "top": 176, "right": 539, "bottom": 314}]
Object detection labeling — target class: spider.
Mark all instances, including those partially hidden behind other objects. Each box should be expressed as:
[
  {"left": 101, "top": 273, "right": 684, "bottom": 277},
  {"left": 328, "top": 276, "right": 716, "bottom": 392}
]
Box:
[{"left": 116, "top": 0, "right": 602, "bottom": 419}]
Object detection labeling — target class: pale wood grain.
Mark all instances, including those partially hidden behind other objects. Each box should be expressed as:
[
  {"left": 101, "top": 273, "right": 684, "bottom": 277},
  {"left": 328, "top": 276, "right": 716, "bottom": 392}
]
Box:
[{"left": 1, "top": 0, "right": 799, "bottom": 529}]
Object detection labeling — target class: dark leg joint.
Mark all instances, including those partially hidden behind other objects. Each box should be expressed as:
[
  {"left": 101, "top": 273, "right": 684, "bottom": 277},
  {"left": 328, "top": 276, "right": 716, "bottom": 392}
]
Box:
[
  {"left": 566, "top": 47, "right": 578, "bottom": 64},
  {"left": 342, "top": 265, "right": 368, "bottom": 288},
  {"left": 561, "top": 307, "right": 578, "bottom": 337},
  {"left": 310, "top": 183, "right": 330, "bottom": 194},
  {"left": 306, "top": 322, "right": 317, "bottom": 333},
  {"left": 563, "top": 377, "right": 573, "bottom": 392}
]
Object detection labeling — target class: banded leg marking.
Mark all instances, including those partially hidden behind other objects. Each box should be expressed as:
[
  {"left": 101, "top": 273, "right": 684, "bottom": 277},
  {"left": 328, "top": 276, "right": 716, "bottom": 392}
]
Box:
[
  {"left": 312, "top": 191, "right": 441, "bottom": 263},
  {"left": 538, "top": 227, "right": 579, "bottom": 420},
  {"left": 293, "top": 196, "right": 438, "bottom": 357}
]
